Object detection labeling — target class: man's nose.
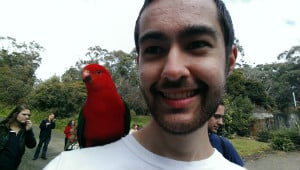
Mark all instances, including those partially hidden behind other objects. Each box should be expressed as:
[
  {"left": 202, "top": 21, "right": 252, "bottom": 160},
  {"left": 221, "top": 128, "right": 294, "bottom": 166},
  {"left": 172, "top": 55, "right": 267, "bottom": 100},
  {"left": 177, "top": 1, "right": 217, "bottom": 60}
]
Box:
[
  {"left": 217, "top": 118, "right": 223, "bottom": 125},
  {"left": 161, "top": 46, "right": 189, "bottom": 81}
]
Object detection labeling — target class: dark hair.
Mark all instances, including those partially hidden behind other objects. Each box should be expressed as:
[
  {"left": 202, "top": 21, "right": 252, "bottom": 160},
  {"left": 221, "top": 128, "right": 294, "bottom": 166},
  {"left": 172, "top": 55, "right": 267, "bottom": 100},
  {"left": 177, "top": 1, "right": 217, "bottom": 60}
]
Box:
[
  {"left": 218, "top": 99, "right": 224, "bottom": 106},
  {"left": 0, "top": 104, "right": 30, "bottom": 127},
  {"left": 134, "top": 0, "right": 235, "bottom": 60},
  {"left": 67, "top": 119, "right": 75, "bottom": 126}
]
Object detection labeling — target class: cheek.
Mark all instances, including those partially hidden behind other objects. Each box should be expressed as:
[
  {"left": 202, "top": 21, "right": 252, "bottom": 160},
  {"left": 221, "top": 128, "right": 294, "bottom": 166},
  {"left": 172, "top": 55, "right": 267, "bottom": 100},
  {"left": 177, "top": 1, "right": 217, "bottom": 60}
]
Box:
[
  {"left": 16, "top": 115, "right": 23, "bottom": 121},
  {"left": 139, "top": 63, "right": 161, "bottom": 88},
  {"left": 191, "top": 59, "right": 225, "bottom": 86}
]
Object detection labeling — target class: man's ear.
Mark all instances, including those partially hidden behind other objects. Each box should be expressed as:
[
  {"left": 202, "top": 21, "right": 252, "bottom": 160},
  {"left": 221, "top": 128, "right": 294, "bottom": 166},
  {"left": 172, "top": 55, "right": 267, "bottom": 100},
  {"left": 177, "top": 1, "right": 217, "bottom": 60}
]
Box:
[{"left": 227, "top": 45, "right": 237, "bottom": 76}]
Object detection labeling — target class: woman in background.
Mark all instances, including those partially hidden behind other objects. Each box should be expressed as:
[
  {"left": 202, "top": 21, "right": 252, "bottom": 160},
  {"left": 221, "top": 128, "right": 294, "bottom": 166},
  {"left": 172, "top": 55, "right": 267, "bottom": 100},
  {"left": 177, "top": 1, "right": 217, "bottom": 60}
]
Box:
[
  {"left": 64, "top": 119, "right": 76, "bottom": 150},
  {"left": 0, "top": 104, "right": 37, "bottom": 170}
]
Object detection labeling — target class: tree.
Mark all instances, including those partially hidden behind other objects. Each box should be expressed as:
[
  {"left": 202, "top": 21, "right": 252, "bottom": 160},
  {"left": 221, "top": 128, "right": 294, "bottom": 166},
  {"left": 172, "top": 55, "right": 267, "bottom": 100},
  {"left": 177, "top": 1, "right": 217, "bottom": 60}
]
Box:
[
  {"left": 62, "top": 46, "right": 148, "bottom": 115},
  {"left": 28, "top": 76, "right": 86, "bottom": 117},
  {"left": 277, "top": 45, "right": 300, "bottom": 64},
  {"left": 224, "top": 96, "right": 254, "bottom": 136},
  {"left": 0, "top": 36, "right": 43, "bottom": 104}
]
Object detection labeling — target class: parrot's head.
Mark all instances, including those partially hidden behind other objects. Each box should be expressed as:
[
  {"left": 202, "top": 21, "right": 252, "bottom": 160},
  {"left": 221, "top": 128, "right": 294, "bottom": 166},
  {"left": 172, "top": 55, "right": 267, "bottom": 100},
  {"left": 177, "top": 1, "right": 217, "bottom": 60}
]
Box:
[{"left": 82, "top": 64, "right": 115, "bottom": 92}]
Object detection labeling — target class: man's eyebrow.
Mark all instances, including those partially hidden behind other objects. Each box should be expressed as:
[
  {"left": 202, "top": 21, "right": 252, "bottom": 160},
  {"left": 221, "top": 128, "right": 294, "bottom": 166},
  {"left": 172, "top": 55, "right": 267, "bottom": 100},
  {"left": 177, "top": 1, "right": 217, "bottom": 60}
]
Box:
[
  {"left": 179, "top": 25, "right": 218, "bottom": 40},
  {"left": 139, "top": 31, "right": 168, "bottom": 45}
]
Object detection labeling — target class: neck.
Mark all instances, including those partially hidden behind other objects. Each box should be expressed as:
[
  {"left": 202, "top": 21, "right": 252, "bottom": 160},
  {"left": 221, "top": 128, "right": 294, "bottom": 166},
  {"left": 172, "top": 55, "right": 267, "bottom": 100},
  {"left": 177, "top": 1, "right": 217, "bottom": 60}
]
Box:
[
  {"left": 10, "top": 122, "right": 22, "bottom": 133},
  {"left": 134, "top": 120, "right": 213, "bottom": 161}
]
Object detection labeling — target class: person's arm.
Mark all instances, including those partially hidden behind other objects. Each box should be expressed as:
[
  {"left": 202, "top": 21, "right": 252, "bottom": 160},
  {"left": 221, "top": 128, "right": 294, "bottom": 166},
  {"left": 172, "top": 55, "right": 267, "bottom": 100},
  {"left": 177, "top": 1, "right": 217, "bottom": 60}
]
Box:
[
  {"left": 0, "top": 125, "right": 9, "bottom": 152},
  {"left": 50, "top": 119, "right": 56, "bottom": 129},
  {"left": 25, "top": 129, "right": 37, "bottom": 148},
  {"left": 64, "top": 126, "right": 69, "bottom": 135},
  {"left": 39, "top": 120, "right": 47, "bottom": 129}
]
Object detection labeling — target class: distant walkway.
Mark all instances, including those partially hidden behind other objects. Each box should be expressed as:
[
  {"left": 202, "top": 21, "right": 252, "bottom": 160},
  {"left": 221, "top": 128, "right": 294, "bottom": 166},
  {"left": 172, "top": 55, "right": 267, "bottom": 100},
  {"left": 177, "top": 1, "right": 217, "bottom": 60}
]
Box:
[
  {"left": 18, "top": 125, "right": 64, "bottom": 170},
  {"left": 245, "top": 151, "right": 300, "bottom": 170}
]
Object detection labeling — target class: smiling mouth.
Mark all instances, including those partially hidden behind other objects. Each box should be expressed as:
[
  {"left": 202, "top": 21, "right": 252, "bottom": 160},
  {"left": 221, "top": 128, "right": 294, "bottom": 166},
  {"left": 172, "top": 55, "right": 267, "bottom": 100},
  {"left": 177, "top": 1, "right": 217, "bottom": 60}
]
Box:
[{"left": 161, "top": 90, "right": 198, "bottom": 100}]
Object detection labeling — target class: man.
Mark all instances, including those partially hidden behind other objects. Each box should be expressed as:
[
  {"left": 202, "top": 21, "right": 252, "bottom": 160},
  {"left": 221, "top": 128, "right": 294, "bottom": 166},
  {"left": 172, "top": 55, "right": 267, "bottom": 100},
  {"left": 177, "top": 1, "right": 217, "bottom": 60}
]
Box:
[
  {"left": 33, "top": 113, "right": 56, "bottom": 160},
  {"left": 209, "top": 102, "right": 245, "bottom": 166},
  {"left": 44, "top": 0, "right": 246, "bottom": 169}
]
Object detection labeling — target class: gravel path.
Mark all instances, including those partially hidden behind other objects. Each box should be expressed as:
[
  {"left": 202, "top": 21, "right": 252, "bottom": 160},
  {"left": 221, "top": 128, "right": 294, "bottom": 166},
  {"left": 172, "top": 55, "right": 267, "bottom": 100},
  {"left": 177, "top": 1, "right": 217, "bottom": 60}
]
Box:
[
  {"left": 18, "top": 125, "right": 65, "bottom": 170},
  {"left": 245, "top": 150, "right": 300, "bottom": 170},
  {"left": 17, "top": 124, "right": 300, "bottom": 170}
]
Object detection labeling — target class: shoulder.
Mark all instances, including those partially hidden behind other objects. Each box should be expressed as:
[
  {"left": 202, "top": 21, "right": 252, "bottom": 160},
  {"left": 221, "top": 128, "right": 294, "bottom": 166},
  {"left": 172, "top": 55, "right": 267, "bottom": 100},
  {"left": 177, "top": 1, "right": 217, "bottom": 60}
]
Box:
[
  {"left": 209, "top": 133, "right": 220, "bottom": 140},
  {"left": 0, "top": 123, "right": 9, "bottom": 134},
  {"left": 209, "top": 151, "right": 246, "bottom": 170},
  {"left": 219, "top": 136, "right": 235, "bottom": 148},
  {"left": 209, "top": 133, "right": 223, "bottom": 151},
  {"left": 0, "top": 124, "right": 9, "bottom": 150},
  {"left": 44, "top": 138, "right": 130, "bottom": 169}
]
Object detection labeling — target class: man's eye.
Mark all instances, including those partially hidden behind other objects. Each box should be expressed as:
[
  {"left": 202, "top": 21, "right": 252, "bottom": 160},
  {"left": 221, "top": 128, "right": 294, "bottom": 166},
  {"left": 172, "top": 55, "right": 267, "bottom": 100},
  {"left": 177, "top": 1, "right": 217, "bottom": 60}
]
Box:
[
  {"left": 144, "top": 46, "right": 164, "bottom": 55},
  {"left": 186, "top": 41, "right": 211, "bottom": 50}
]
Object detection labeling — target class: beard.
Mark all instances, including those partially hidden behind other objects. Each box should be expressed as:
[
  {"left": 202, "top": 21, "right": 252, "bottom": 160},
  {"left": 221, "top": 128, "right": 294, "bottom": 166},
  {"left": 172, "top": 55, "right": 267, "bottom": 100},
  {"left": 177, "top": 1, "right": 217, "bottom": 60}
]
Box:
[{"left": 140, "top": 78, "right": 225, "bottom": 135}]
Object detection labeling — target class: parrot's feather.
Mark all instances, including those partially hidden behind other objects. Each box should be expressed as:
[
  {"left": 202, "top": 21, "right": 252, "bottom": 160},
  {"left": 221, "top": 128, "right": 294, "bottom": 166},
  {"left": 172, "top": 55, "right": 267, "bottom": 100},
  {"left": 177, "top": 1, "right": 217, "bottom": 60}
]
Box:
[{"left": 78, "top": 63, "right": 131, "bottom": 148}]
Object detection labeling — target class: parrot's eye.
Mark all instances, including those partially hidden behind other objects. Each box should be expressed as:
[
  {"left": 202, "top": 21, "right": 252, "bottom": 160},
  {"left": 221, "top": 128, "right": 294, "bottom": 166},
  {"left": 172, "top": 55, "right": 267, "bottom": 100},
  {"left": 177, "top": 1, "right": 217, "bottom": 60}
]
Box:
[{"left": 96, "top": 70, "right": 102, "bottom": 74}]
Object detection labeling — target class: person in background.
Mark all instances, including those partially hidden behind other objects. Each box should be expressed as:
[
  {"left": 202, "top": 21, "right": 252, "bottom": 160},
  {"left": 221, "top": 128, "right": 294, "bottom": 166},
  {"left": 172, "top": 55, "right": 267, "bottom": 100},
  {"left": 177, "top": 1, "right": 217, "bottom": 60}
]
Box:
[
  {"left": 129, "top": 124, "right": 140, "bottom": 134},
  {"left": 44, "top": 0, "right": 246, "bottom": 169},
  {"left": 208, "top": 101, "right": 245, "bottom": 166},
  {"left": 65, "top": 123, "right": 79, "bottom": 151},
  {"left": 64, "top": 119, "right": 76, "bottom": 150},
  {"left": 32, "top": 113, "right": 56, "bottom": 160},
  {"left": 0, "top": 104, "right": 37, "bottom": 170}
]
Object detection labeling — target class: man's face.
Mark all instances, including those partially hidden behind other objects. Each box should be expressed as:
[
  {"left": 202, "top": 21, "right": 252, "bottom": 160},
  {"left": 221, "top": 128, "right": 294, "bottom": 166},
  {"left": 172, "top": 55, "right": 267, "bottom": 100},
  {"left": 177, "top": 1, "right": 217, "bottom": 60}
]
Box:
[
  {"left": 137, "top": 0, "right": 236, "bottom": 135},
  {"left": 208, "top": 104, "right": 225, "bottom": 133},
  {"left": 49, "top": 114, "right": 55, "bottom": 120}
]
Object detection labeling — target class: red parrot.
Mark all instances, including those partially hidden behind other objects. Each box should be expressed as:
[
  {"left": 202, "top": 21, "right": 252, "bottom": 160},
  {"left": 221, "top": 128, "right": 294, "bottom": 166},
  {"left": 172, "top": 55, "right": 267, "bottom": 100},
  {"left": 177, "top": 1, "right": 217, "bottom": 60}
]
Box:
[{"left": 77, "top": 63, "right": 131, "bottom": 148}]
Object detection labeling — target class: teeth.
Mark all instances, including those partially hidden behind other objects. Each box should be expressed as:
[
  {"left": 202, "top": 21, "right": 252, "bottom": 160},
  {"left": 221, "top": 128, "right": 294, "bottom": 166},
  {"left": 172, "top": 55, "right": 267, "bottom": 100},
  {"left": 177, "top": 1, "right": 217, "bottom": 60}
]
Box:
[{"left": 163, "top": 91, "right": 195, "bottom": 99}]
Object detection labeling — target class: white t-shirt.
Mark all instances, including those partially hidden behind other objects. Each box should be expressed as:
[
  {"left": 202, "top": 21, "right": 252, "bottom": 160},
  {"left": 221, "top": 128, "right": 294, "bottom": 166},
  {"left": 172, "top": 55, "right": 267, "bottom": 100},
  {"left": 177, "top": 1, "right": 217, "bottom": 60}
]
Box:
[{"left": 44, "top": 134, "right": 246, "bottom": 170}]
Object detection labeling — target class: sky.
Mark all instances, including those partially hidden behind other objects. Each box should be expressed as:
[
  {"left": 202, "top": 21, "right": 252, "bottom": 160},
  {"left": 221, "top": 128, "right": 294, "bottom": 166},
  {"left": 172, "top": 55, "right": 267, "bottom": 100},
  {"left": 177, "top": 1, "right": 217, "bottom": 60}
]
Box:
[{"left": 0, "top": 0, "right": 299, "bottom": 80}]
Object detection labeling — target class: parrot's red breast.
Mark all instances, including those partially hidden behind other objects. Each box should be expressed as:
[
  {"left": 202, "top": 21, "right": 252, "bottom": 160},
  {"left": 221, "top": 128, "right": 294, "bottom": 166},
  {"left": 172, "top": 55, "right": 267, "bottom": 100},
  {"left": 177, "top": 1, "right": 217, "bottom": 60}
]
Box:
[{"left": 78, "top": 63, "right": 130, "bottom": 147}]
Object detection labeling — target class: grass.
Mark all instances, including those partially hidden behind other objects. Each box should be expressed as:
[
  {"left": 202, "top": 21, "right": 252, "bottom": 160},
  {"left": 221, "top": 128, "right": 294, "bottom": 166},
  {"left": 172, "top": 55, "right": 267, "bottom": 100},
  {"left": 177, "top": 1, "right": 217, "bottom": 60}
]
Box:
[
  {"left": 130, "top": 115, "right": 151, "bottom": 128},
  {"left": 230, "top": 137, "right": 271, "bottom": 157}
]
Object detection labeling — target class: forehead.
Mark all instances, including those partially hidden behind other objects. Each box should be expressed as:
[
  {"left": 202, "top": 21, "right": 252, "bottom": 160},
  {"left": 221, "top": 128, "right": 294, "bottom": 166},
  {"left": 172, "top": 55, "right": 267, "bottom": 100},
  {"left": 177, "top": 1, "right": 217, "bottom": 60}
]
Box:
[
  {"left": 139, "top": 0, "right": 221, "bottom": 38},
  {"left": 20, "top": 109, "right": 30, "bottom": 114},
  {"left": 215, "top": 105, "right": 225, "bottom": 114}
]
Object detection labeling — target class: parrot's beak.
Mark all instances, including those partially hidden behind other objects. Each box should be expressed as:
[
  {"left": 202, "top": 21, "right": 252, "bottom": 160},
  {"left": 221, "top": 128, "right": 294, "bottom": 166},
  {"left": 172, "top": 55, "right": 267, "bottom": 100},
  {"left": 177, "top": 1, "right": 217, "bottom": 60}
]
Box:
[{"left": 82, "top": 70, "right": 91, "bottom": 83}]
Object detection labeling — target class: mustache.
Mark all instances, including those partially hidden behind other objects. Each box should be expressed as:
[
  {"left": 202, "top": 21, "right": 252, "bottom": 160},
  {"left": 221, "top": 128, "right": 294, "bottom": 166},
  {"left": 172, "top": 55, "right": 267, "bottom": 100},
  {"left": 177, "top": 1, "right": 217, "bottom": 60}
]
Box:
[{"left": 150, "top": 78, "right": 208, "bottom": 93}]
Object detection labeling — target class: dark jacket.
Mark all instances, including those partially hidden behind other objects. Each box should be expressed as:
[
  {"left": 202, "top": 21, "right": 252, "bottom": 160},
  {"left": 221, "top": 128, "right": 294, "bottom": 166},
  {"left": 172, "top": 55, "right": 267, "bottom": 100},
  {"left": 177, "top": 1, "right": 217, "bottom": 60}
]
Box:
[
  {"left": 0, "top": 123, "right": 37, "bottom": 170},
  {"left": 39, "top": 119, "right": 56, "bottom": 139},
  {"left": 209, "top": 133, "right": 244, "bottom": 167}
]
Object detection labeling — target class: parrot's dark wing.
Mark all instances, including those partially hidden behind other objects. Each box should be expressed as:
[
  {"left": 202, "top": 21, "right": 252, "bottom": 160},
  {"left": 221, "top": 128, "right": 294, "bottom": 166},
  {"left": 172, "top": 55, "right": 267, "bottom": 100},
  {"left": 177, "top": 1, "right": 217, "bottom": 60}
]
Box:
[
  {"left": 77, "top": 107, "right": 86, "bottom": 148},
  {"left": 123, "top": 99, "right": 131, "bottom": 136}
]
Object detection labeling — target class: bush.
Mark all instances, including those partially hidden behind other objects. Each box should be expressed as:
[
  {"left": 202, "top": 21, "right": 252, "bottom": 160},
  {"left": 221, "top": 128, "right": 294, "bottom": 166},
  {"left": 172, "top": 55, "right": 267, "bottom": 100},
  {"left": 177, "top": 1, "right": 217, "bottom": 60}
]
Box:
[
  {"left": 271, "top": 136, "right": 295, "bottom": 151},
  {"left": 286, "top": 128, "right": 300, "bottom": 145},
  {"left": 258, "top": 129, "right": 273, "bottom": 142}
]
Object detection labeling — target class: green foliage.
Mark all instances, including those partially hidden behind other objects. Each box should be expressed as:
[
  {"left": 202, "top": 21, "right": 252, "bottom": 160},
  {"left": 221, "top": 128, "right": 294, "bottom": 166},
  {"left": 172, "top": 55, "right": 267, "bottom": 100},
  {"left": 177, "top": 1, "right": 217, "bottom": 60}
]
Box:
[
  {"left": 223, "top": 96, "right": 254, "bottom": 136},
  {"left": 269, "top": 128, "right": 300, "bottom": 151},
  {"left": 243, "top": 60, "right": 300, "bottom": 112},
  {"left": 257, "top": 129, "right": 273, "bottom": 142},
  {"left": 271, "top": 137, "right": 295, "bottom": 151},
  {"left": 27, "top": 76, "right": 86, "bottom": 118},
  {"left": 61, "top": 66, "right": 81, "bottom": 82},
  {"left": 130, "top": 115, "right": 151, "bottom": 128},
  {"left": 227, "top": 69, "right": 271, "bottom": 109},
  {"left": 230, "top": 137, "right": 271, "bottom": 157},
  {"left": 0, "top": 36, "right": 43, "bottom": 105}
]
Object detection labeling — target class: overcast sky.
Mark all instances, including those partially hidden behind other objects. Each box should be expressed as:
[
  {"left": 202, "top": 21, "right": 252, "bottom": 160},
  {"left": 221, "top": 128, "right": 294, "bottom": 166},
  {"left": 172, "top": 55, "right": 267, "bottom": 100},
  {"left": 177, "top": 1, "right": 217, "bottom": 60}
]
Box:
[{"left": 0, "top": 0, "right": 299, "bottom": 80}]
